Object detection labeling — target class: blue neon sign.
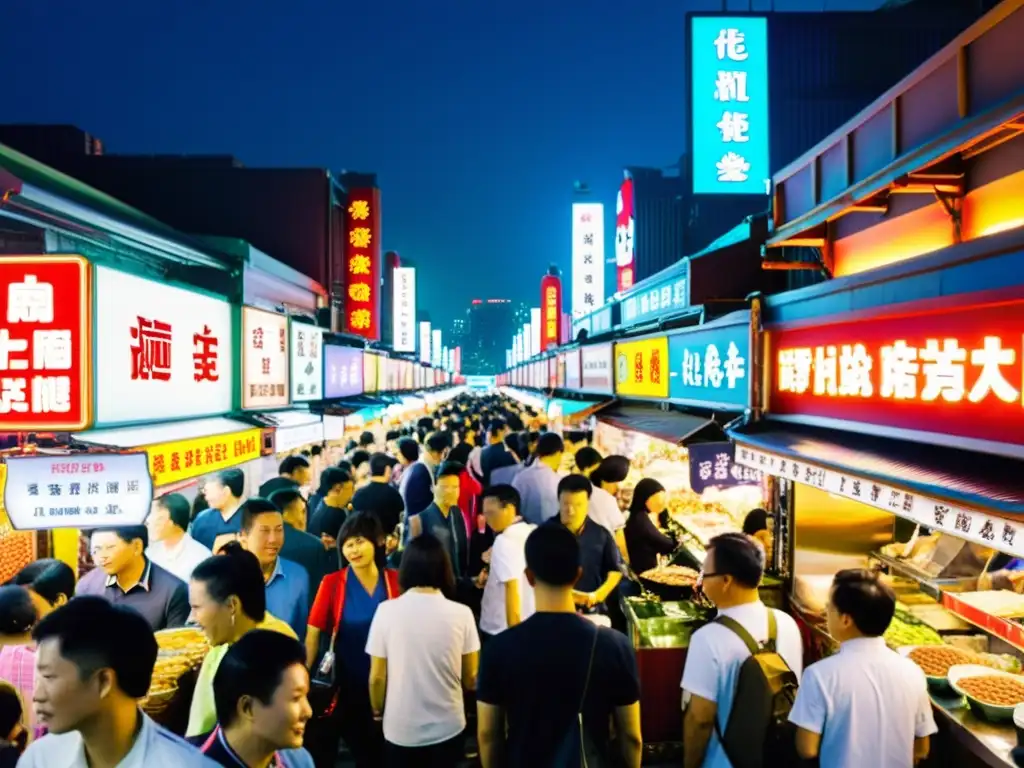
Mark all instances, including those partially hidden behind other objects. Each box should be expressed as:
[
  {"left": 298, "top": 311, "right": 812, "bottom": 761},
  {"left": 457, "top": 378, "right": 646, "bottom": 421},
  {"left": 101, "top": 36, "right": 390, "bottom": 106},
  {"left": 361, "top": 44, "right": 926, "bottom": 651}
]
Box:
[
  {"left": 690, "top": 16, "right": 770, "bottom": 196},
  {"left": 667, "top": 320, "right": 750, "bottom": 409}
]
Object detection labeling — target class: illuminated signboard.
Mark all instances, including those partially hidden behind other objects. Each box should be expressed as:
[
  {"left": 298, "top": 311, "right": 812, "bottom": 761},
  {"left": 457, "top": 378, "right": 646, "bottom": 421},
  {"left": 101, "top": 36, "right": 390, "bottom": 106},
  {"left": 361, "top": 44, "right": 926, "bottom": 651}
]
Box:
[
  {"left": 241, "top": 308, "right": 289, "bottom": 409},
  {"left": 614, "top": 336, "right": 669, "bottom": 399},
  {"left": 344, "top": 189, "right": 382, "bottom": 340},
  {"left": 419, "top": 321, "right": 431, "bottom": 364},
  {"left": 580, "top": 343, "right": 614, "bottom": 395},
  {"left": 565, "top": 349, "right": 581, "bottom": 390},
  {"left": 621, "top": 266, "right": 690, "bottom": 327},
  {"left": 541, "top": 275, "right": 562, "bottom": 351},
  {"left": 393, "top": 267, "right": 416, "bottom": 352},
  {"left": 668, "top": 319, "right": 749, "bottom": 409},
  {"left": 769, "top": 300, "right": 1024, "bottom": 449},
  {"left": 572, "top": 203, "right": 605, "bottom": 317},
  {"left": 362, "top": 352, "right": 380, "bottom": 393},
  {"left": 615, "top": 178, "right": 635, "bottom": 292},
  {"left": 289, "top": 321, "right": 324, "bottom": 402},
  {"left": 689, "top": 16, "right": 770, "bottom": 195},
  {"left": 324, "top": 344, "right": 362, "bottom": 399}
]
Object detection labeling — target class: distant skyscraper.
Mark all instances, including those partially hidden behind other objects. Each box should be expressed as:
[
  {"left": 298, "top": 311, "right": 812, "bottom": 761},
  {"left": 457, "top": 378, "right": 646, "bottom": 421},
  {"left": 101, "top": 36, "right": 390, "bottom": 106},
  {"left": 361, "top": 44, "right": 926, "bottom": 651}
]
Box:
[{"left": 463, "top": 298, "right": 515, "bottom": 375}]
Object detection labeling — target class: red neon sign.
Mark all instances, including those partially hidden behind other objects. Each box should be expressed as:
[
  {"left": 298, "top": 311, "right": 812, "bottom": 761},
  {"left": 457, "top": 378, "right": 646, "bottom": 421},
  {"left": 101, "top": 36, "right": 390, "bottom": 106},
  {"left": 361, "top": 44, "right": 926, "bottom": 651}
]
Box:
[
  {"left": 344, "top": 189, "right": 382, "bottom": 340},
  {"left": 541, "top": 275, "right": 562, "bottom": 351},
  {"left": 769, "top": 299, "right": 1024, "bottom": 448},
  {"left": 0, "top": 256, "right": 92, "bottom": 431}
]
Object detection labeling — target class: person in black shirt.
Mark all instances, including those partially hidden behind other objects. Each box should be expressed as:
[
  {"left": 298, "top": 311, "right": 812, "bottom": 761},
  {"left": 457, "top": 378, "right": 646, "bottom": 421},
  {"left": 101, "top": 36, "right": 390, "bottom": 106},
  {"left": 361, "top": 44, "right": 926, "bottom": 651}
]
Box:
[
  {"left": 258, "top": 455, "right": 312, "bottom": 499},
  {"left": 352, "top": 452, "right": 405, "bottom": 537},
  {"left": 623, "top": 478, "right": 676, "bottom": 574},
  {"left": 308, "top": 468, "right": 355, "bottom": 548},
  {"left": 477, "top": 524, "right": 642, "bottom": 768}
]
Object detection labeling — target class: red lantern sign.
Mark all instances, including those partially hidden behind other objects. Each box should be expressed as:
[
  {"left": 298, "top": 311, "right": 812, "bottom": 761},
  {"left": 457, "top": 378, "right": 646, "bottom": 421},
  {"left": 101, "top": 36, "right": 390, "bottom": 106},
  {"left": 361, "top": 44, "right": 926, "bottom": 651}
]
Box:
[
  {"left": 344, "top": 189, "right": 382, "bottom": 340},
  {"left": 540, "top": 275, "right": 562, "bottom": 351}
]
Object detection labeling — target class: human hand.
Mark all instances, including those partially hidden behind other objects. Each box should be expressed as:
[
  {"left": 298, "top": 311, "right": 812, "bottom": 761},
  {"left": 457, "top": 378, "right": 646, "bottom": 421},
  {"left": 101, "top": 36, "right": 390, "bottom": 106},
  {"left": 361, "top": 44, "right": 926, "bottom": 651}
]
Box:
[
  {"left": 321, "top": 534, "right": 337, "bottom": 551},
  {"left": 475, "top": 568, "right": 489, "bottom": 589},
  {"left": 481, "top": 548, "right": 492, "bottom": 564}
]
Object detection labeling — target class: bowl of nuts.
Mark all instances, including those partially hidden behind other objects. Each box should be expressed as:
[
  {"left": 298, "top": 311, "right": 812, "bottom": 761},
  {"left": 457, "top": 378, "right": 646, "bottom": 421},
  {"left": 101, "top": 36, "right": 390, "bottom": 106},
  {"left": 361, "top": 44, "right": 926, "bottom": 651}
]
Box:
[
  {"left": 901, "top": 645, "right": 977, "bottom": 691},
  {"left": 948, "top": 664, "right": 1024, "bottom": 721}
]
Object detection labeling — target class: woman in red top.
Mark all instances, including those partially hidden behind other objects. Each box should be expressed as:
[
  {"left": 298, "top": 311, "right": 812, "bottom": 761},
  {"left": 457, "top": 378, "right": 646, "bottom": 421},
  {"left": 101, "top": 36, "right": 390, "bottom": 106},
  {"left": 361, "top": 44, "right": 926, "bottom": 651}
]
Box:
[{"left": 304, "top": 512, "right": 400, "bottom": 768}]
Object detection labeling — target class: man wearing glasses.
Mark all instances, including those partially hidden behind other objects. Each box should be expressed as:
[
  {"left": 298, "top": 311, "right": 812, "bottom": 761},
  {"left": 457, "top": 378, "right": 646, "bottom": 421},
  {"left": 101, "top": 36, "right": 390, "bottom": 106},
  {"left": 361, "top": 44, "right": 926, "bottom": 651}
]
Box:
[{"left": 680, "top": 532, "right": 803, "bottom": 768}]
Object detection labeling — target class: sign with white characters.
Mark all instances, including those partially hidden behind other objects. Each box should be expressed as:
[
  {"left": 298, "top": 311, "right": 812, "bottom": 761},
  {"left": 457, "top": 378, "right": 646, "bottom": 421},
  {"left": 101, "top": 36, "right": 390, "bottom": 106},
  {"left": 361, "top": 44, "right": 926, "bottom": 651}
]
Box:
[
  {"left": 393, "top": 268, "right": 416, "bottom": 352},
  {"left": 689, "top": 16, "right": 770, "bottom": 195},
  {"left": 668, "top": 319, "right": 750, "bottom": 408},
  {"left": 289, "top": 322, "right": 324, "bottom": 402},
  {"left": 5, "top": 453, "right": 152, "bottom": 531},
  {"left": 431, "top": 330, "right": 442, "bottom": 368},
  {"left": 419, "top": 321, "right": 431, "bottom": 364},
  {"left": 242, "top": 308, "right": 289, "bottom": 409},
  {"left": 572, "top": 305, "right": 614, "bottom": 340},
  {"left": 735, "top": 445, "right": 1024, "bottom": 561},
  {"left": 689, "top": 442, "right": 763, "bottom": 494},
  {"left": 324, "top": 345, "right": 363, "bottom": 398},
  {"left": 621, "top": 267, "right": 690, "bottom": 327},
  {"left": 95, "top": 267, "right": 232, "bottom": 426},
  {"left": 572, "top": 203, "right": 605, "bottom": 318}
]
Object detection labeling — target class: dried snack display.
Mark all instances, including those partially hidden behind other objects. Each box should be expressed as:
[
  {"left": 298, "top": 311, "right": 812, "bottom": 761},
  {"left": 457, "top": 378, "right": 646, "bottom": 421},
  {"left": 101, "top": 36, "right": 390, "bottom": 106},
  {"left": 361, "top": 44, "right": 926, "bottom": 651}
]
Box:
[
  {"left": 957, "top": 675, "right": 1024, "bottom": 707},
  {"left": 908, "top": 646, "right": 976, "bottom": 677}
]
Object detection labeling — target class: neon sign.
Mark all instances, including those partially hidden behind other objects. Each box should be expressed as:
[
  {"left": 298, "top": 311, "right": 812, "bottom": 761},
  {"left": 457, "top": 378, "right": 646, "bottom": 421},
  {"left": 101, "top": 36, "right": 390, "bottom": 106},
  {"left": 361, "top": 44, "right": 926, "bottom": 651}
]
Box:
[{"left": 769, "top": 300, "right": 1024, "bottom": 448}]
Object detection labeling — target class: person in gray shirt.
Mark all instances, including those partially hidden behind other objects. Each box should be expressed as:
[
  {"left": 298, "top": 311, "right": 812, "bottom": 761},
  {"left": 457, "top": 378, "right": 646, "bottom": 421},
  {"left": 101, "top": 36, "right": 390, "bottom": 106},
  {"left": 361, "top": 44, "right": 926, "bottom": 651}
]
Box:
[{"left": 76, "top": 526, "right": 190, "bottom": 631}]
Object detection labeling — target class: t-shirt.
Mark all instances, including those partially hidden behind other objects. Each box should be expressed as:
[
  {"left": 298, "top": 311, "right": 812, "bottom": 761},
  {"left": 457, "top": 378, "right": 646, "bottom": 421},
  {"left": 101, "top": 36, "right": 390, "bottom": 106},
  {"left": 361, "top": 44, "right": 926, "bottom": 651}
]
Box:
[
  {"left": 352, "top": 481, "right": 405, "bottom": 535},
  {"left": 365, "top": 590, "right": 480, "bottom": 747},
  {"left": 789, "top": 636, "right": 937, "bottom": 768},
  {"left": 477, "top": 612, "right": 640, "bottom": 767},
  {"left": 480, "top": 520, "right": 536, "bottom": 635},
  {"left": 190, "top": 507, "right": 243, "bottom": 551},
  {"left": 544, "top": 518, "right": 620, "bottom": 597},
  {"left": 680, "top": 600, "right": 803, "bottom": 768},
  {"left": 588, "top": 487, "right": 626, "bottom": 534}
]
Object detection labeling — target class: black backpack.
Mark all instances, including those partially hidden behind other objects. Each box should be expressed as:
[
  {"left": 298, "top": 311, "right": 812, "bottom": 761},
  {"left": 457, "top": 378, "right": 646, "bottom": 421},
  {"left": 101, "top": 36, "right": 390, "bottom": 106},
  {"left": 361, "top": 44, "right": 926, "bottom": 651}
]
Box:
[{"left": 714, "top": 611, "right": 800, "bottom": 768}]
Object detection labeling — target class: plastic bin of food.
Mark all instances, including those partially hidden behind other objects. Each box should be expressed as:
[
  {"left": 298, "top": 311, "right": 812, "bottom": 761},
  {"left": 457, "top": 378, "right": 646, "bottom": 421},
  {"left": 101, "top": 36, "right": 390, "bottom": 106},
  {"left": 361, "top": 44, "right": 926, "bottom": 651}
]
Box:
[{"left": 948, "top": 664, "right": 1024, "bottom": 722}]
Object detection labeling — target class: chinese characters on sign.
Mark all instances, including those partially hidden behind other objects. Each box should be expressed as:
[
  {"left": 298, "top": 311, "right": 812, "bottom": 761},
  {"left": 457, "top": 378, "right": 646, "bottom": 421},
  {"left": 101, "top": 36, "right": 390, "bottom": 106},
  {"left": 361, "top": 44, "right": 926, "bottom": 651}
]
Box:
[
  {"left": 290, "top": 322, "right": 324, "bottom": 402},
  {"left": 324, "top": 345, "right": 363, "bottom": 398},
  {"left": 689, "top": 442, "right": 763, "bottom": 495},
  {"left": 580, "top": 343, "right": 613, "bottom": 394},
  {"left": 571, "top": 203, "right": 605, "bottom": 318},
  {"left": 735, "top": 445, "right": 1024, "bottom": 561},
  {"left": 145, "top": 429, "right": 263, "bottom": 488},
  {"left": 690, "top": 16, "right": 770, "bottom": 195},
  {"left": 242, "top": 308, "right": 289, "bottom": 408},
  {"left": 540, "top": 275, "right": 562, "bottom": 351},
  {"left": 4, "top": 453, "right": 152, "bottom": 531},
  {"left": 621, "top": 268, "right": 689, "bottom": 327},
  {"left": 95, "top": 267, "right": 232, "bottom": 424},
  {"left": 392, "top": 267, "right": 417, "bottom": 352},
  {"left": 344, "top": 189, "right": 382, "bottom": 340},
  {"left": 0, "top": 256, "right": 90, "bottom": 430},
  {"left": 668, "top": 321, "right": 750, "bottom": 408},
  {"left": 614, "top": 337, "right": 670, "bottom": 399},
  {"left": 770, "top": 301, "right": 1024, "bottom": 448}
]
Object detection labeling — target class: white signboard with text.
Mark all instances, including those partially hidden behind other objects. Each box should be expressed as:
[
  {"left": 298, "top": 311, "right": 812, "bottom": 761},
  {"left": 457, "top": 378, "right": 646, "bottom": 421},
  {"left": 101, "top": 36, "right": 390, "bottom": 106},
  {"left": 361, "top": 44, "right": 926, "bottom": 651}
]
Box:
[
  {"left": 5, "top": 453, "right": 153, "bottom": 531},
  {"left": 95, "top": 267, "right": 232, "bottom": 425},
  {"left": 572, "top": 203, "right": 605, "bottom": 318},
  {"left": 242, "top": 308, "right": 289, "bottom": 409},
  {"left": 419, "top": 321, "right": 431, "bottom": 364},
  {"left": 393, "top": 268, "right": 416, "bottom": 352},
  {"left": 290, "top": 322, "right": 324, "bottom": 402}
]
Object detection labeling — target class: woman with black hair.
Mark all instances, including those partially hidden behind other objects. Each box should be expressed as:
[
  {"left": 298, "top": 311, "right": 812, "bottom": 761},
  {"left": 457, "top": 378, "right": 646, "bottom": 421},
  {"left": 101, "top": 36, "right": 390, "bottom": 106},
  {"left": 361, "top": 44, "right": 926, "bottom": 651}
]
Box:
[
  {"left": 743, "top": 507, "right": 774, "bottom": 569},
  {"left": 186, "top": 543, "right": 298, "bottom": 738},
  {"left": 0, "top": 681, "right": 27, "bottom": 766},
  {"left": 0, "top": 586, "right": 39, "bottom": 740},
  {"left": 623, "top": 478, "right": 678, "bottom": 575},
  {"left": 12, "top": 558, "right": 75, "bottom": 620},
  {"left": 305, "top": 512, "right": 400, "bottom": 768}
]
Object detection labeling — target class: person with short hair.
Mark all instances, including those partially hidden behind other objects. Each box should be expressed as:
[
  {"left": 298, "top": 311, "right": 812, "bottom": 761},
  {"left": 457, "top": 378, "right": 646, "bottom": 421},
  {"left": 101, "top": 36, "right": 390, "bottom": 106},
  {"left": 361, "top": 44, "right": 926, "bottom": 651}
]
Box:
[
  {"left": 239, "top": 498, "right": 309, "bottom": 641},
  {"left": 401, "top": 431, "right": 450, "bottom": 519},
  {"left": 477, "top": 524, "right": 642, "bottom": 768},
  {"left": 186, "top": 543, "right": 298, "bottom": 737},
  {"left": 359, "top": 430, "right": 376, "bottom": 451},
  {"left": 489, "top": 433, "right": 525, "bottom": 487},
  {"left": 193, "top": 630, "right": 315, "bottom": 767},
  {"left": 12, "top": 559, "right": 75, "bottom": 620},
  {"left": 0, "top": 680, "right": 27, "bottom": 767},
  {"left": 146, "top": 492, "right": 213, "bottom": 583},
  {"left": 367, "top": 535, "right": 480, "bottom": 766},
  {"left": 308, "top": 467, "right": 356, "bottom": 547},
  {"left": 574, "top": 446, "right": 603, "bottom": 478},
  {"left": 408, "top": 463, "right": 479, "bottom": 598},
  {"left": 392, "top": 437, "right": 419, "bottom": 489},
  {"left": 512, "top": 433, "right": 565, "bottom": 525},
  {"left": 75, "top": 525, "right": 190, "bottom": 630},
  {"left": 479, "top": 485, "right": 535, "bottom": 639},
  {"left": 478, "top": 418, "right": 516, "bottom": 487},
  {"left": 790, "top": 568, "right": 935, "bottom": 767},
  {"left": 191, "top": 468, "right": 246, "bottom": 551},
  {"left": 352, "top": 452, "right": 405, "bottom": 536},
  {"left": 588, "top": 455, "right": 630, "bottom": 561},
  {"left": 260, "top": 455, "right": 313, "bottom": 499},
  {"left": 271, "top": 488, "right": 337, "bottom": 606},
  {"left": 19, "top": 596, "right": 218, "bottom": 767},
  {"left": 681, "top": 532, "right": 803, "bottom": 768},
  {"left": 350, "top": 449, "right": 372, "bottom": 488}
]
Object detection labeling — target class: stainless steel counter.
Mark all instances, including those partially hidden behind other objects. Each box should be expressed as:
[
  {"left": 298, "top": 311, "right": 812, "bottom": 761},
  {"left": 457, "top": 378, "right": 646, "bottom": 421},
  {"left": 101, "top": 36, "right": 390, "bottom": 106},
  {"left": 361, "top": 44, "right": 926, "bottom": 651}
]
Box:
[{"left": 931, "top": 693, "right": 1017, "bottom": 767}]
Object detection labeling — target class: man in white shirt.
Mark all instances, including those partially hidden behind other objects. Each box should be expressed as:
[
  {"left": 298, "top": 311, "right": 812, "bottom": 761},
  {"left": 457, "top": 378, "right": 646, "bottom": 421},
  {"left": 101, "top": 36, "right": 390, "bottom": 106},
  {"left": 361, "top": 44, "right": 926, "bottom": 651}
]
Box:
[
  {"left": 512, "top": 433, "right": 564, "bottom": 525},
  {"left": 479, "top": 484, "right": 536, "bottom": 639},
  {"left": 790, "top": 568, "right": 936, "bottom": 767},
  {"left": 681, "top": 532, "right": 803, "bottom": 768},
  {"left": 146, "top": 493, "right": 213, "bottom": 583}
]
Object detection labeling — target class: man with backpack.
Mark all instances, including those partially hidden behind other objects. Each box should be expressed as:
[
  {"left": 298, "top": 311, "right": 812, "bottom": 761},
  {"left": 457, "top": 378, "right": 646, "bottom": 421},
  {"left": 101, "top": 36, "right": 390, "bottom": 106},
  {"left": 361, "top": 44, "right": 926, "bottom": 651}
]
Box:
[{"left": 682, "top": 532, "right": 803, "bottom": 768}]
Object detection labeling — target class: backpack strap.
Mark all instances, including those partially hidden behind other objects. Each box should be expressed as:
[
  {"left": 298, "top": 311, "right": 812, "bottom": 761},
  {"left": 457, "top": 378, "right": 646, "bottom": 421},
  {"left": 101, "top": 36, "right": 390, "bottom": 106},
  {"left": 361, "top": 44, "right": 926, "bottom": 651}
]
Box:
[{"left": 715, "top": 615, "right": 760, "bottom": 655}]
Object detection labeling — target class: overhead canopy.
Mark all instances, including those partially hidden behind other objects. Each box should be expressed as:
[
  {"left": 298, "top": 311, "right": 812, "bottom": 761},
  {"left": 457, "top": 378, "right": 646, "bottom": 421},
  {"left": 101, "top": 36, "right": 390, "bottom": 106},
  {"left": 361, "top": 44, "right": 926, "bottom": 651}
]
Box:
[
  {"left": 730, "top": 421, "right": 1024, "bottom": 516},
  {"left": 547, "top": 397, "right": 614, "bottom": 423},
  {"left": 597, "top": 404, "right": 729, "bottom": 446},
  {"left": 74, "top": 416, "right": 255, "bottom": 449}
]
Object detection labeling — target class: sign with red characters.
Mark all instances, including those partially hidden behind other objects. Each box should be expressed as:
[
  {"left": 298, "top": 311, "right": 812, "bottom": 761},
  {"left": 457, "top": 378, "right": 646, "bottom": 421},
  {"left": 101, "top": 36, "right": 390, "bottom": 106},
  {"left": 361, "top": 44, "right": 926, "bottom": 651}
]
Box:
[
  {"left": 769, "top": 299, "right": 1024, "bottom": 448},
  {"left": 541, "top": 274, "right": 562, "bottom": 351},
  {"left": 344, "top": 189, "right": 382, "bottom": 340},
  {"left": 0, "top": 255, "right": 91, "bottom": 431}
]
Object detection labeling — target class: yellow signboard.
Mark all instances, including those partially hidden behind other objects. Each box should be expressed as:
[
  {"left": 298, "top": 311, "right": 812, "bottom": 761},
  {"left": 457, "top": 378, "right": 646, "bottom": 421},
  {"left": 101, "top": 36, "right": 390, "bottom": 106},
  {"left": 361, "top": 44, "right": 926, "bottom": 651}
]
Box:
[
  {"left": 145, "top": 429, "right": 263, "bottom": 488},
  {"left": 614, "top": 337, "right": 670, "bottom": 399}
]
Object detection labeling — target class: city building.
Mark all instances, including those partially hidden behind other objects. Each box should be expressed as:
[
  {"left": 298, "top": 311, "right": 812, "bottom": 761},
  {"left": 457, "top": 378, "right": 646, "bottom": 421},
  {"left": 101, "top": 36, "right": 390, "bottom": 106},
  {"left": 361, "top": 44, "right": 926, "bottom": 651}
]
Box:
[{"left": 462, "top": 298, "right": 515, "bottom": 375}]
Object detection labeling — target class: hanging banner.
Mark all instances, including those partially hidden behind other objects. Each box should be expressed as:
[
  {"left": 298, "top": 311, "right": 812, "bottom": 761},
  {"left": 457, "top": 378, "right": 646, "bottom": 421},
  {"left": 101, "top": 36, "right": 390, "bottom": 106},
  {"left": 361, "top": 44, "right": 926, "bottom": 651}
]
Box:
[
  {"left": 668, "top": 320, "right": 749, "bottom": 408},
  {"left": 0, "top": 255, "right": 92, "bottom": 431},
  {"left": 393, "top": 267, "right": 416, "bottom": 352},
  {"left": 541, "top": 275, "right": 562, "bottom": 351},
  {"left": 615, "top": 177, "right": 635, "bottom": 292},
  {"left": 344, "top": 188, "right": 382, "bottom": 340},
  {"left": 419, "top": 321, "right": 432, "bottom": 364},
  {"left": 290, "top": 321, "right": 324, "bottom": 402},
  {"left": 324, "top": 345, "right": 363, "bottom": 399},
  {"left": 614, "top": 336, "right": 670, "bottom": 398},
  {"left": 572, "top": 203, "right": 605, "bottom": 318},
  {"left": 688, "top": 442, "right": 763, "bottom": 494},
  {"left": 363, "top": 352, "right": 380, "bottom": 393},
  {"left": 146, "top": 429, "right": 263, "bottom": 488},
  {"left": 580, "top": 343, "right": 614, "bottom": 394},
  {"left": 242, "top": 307, "right": 289, "bottom": 409}
]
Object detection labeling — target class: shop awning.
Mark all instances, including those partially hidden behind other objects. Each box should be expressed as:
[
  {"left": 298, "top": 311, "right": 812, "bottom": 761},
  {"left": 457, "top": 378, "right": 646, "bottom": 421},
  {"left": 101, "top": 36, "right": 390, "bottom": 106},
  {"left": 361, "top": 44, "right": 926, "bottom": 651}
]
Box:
[
  {"left": 547, "top": 398, "right": 614, "bottom": 423},
  {"left": 597, "top": 404, "right": 730, "bottom": 446},
  {"left": 73, "top": 416, "right": 256, "bottom": 449},
  {"left": 256, "top": 410, "right": 324, "bottom": 454},
  {"left": 729, "top": 421, "right": 1024, "bottom": 516}
]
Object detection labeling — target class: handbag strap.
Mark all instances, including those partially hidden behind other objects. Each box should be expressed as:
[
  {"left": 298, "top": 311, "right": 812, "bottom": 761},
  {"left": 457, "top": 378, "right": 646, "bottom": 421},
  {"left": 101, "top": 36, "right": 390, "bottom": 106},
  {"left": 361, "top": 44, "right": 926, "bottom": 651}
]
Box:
[
  {"left": 579, "top": 624, "right": 599, "bottom": 715},
  {"left": 329, "top": 568, "right": 349, "bottom": 649}
]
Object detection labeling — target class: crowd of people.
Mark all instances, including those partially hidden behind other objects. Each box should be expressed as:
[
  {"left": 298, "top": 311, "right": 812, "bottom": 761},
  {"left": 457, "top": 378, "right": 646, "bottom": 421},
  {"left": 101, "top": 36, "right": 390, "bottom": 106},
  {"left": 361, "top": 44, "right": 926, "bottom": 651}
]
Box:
[{"left": 0, "top": 392, "right": 939, "bottom": 767}]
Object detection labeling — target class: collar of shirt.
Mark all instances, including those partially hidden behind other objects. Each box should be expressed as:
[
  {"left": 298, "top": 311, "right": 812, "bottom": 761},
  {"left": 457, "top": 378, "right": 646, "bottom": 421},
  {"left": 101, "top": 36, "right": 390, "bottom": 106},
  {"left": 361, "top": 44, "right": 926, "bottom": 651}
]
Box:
[
  {"left": 838, "top": 636, "right": 888, "bottom": 655},
  {"left": 105, "top": 558, "right": 152, "bottom": 592},
  {"left": 266, "top": 557, "right": 287, "bottom": 586},
  {"left": 215, "top": 727, "right": 282, "bottom": 767},
  {"left": 59, "top": 710, "right": 156, "bottom": 768},
  {"left": 715, "top": 599, "right": 766, "bottom": 622}
]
